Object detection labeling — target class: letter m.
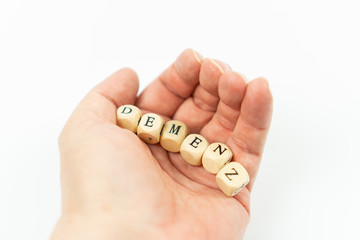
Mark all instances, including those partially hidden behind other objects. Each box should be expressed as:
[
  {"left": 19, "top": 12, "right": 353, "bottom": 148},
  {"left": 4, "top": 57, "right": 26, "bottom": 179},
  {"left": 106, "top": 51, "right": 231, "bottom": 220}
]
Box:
[{"left": 169, "top": 124, "right": 181, "bottom": 135}]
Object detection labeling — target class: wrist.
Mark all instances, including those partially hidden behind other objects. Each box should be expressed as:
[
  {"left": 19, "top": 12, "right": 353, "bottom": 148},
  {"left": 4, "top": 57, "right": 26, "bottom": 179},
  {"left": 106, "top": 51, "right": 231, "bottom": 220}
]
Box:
[{"left": 50, "top": 213, "right": 160, "bottom": 240}]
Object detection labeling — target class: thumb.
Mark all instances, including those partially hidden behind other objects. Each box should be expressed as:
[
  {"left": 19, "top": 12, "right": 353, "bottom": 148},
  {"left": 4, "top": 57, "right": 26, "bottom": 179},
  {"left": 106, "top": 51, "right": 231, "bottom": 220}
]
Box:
[{"left": 72, "top": 68, "right": 139, "bottom": 123}]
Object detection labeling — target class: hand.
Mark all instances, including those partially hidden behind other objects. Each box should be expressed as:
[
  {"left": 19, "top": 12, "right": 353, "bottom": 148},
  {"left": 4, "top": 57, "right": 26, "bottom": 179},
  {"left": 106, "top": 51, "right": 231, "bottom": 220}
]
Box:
[{"left": 51, "top": 49, "right": 273, "bottom": 240}]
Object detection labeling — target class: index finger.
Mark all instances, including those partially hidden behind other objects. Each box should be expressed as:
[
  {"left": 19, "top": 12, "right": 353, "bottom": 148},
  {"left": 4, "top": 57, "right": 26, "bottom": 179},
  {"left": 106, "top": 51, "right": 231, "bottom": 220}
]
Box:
[{"left": 135, "top": 49, "right": 202, "bottom": 117}]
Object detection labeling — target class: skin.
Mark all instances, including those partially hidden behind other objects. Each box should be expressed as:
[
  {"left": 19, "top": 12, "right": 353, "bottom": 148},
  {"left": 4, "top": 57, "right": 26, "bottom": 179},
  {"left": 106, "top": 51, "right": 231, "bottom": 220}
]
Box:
[{"left": 50, "top": 49, "right": 273, "bottom": 240}]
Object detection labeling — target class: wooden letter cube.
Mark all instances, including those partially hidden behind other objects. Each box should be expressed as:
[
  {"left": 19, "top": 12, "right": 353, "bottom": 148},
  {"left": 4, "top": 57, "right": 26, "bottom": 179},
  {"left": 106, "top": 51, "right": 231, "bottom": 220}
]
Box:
[
  {"left": 202, "top": 143, "right": 233, "bottom": 174},
  {"left": 116, "top": 105, "right": 142, "bottom": 133},
  {"left": 180, "top": 134, "right": 209, "bottom": 166},
  {"left": 160, "top": 120, "right": 189, "bottom": 152},
  {"left": 137, "top": 113, "right": 165, "bottom": 144},
  {"left": 216, "top": 162, "right": 250, "bottom": 196}
]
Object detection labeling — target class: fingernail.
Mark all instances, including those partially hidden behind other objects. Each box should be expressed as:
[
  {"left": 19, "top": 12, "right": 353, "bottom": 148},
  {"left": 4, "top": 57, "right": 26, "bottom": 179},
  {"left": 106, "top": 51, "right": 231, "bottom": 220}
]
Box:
[
  {"left": 209, "top": 59, "right": 231, "bottom": 73},
  {"left": 191, "top": 49, "right": 204, "bottom": 63}
]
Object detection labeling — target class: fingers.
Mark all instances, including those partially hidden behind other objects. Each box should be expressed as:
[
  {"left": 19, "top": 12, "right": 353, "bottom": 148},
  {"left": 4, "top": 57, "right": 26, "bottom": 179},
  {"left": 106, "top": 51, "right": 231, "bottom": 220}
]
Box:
[
  {"left": 168, "top": 71, "right": 247, "bottom": 189},
  {"left": 74, "top": 68, "right": 139, "bottom": 123},
  {"left": 193, "top": 59, "right": 230, "bottom": 111},
  {"left": 136, "top": 49, "right": 202, "bottom": 117},
  {"left": 239, "top": 78, "right": 273, "bottom": 130},
  {"left": 226, "top": 78, "right": 273, "bottom": 189},
  {"left": 200, "top": 71, "right": 247, "bottom": 142},
  {"left": 218, "top": 72, "right": 247, "bottom": 112},
  {"left": 169, "top": 74, "right": 272, "bottom": 195},
  {"left": 173, "top": 59, "right": 229, "bottom": 133}
]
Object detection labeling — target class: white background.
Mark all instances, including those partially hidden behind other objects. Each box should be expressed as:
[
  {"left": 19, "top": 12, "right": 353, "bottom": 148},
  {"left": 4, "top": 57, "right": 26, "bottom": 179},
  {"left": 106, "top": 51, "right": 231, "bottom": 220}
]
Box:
[{"left": 1, "top": 0, "right": 359, "bottom": 239}]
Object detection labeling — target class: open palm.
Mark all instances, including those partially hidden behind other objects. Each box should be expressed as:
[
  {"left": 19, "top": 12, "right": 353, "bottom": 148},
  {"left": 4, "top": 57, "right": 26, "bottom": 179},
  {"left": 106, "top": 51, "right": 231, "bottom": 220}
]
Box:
[{"left": 53, "top": 49, "right": 273, "bottom": 240}]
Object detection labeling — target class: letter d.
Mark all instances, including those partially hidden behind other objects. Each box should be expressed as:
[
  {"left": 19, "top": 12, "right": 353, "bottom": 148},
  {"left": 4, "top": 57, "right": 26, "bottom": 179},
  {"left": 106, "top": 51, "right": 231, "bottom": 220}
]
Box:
[{"left": 121, "top": 107, "right": 133, "bottom": 114}]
